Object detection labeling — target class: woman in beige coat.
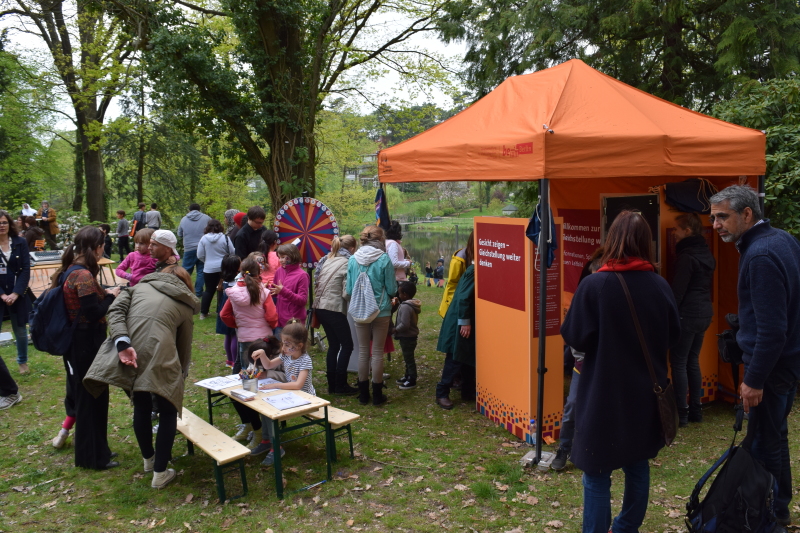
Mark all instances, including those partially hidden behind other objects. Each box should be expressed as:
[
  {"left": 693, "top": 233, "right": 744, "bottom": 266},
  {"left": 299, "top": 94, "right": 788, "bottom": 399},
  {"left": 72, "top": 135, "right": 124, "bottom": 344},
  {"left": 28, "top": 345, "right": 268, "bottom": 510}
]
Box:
[
  {"left": 85, "top": 266, "right": 198, "bottom": 489},
  {"left": 313, "top": 235, "right": 358, "bottom": 395}
]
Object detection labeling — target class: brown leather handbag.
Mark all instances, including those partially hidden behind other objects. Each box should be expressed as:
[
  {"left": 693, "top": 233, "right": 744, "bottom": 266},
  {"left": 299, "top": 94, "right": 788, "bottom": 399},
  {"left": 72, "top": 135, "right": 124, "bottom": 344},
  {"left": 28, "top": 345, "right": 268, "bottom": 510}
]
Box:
[{"left": 615, "top": 272, "right": 679, "bottom": 447}]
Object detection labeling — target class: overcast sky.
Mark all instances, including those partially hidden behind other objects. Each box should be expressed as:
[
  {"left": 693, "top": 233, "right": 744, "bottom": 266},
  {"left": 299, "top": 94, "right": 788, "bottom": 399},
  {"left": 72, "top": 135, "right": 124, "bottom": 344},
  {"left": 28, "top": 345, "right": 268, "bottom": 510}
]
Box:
[{"left": 1, "top": 9, "right": 467, "bottom": 130}]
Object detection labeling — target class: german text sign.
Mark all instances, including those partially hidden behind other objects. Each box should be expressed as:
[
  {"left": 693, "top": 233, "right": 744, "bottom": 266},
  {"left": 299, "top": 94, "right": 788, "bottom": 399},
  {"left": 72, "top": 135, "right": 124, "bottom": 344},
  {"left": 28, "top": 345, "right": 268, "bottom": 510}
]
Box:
[{"left": 476, "top": 222, "right": 526, "bottom": 311}]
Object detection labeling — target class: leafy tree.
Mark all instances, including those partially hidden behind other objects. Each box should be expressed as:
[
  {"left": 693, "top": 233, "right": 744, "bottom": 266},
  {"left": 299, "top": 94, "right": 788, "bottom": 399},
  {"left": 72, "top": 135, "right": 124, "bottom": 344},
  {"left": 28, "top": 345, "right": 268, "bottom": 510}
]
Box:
[
  {"left": 714, "top": 79, "right": 800, "bottom": 237},
  {"left": 437, "top": 0, "right": 800, "bottom": 111},
  {"left": 112, "top": 0, "right": 452, "bottom": 214},
  {"left": 1, "top": 0, "right": 136, "bottom": 221}
]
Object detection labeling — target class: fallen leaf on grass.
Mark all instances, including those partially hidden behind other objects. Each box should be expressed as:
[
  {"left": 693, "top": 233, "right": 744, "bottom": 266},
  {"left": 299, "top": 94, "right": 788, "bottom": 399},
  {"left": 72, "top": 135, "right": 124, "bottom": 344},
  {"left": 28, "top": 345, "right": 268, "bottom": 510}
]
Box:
[
  {"left": 414, "top": 475, "right": 424, "bottom": 483},
  {"left": 462, "top": 499, "right": 475, "bottom": 508},
  {"left": 494, "top": 482, "right": 508, "bottom": 491},
  {"left": 265, "top": 529, "right": 273, "bottom": 533},
  {"left": 526, "top": 496, "right": 539, "bottom": 505},
  {"left": 372, "top": 467, "right": 382, "bottom": 472},
  {"left": 184, "top": 523, "right": 191, "bottom": 530},
  {"left": 374, "top": 512, "right": 384, "bottom": 517},
  {"left": 415, "top": 448, "right": 423, "bottom": 452},
  {"left": 546, "top": 520, "right": 564, "bottom": 528},
  {"left": 668, "top": 510, "right": 682, "bottom": 519},
  {"left": 474, "top": 465, "right": 486, "bottom": 471},
  {"left": 551, "top": 501, "right": 561, "bottom": 508},
  {"left": 107, "top": 515, "right": 114, "bottom": 520},
  {"left": 346, "top": 519, "right": 354, "bottom": 527},
  {"left": 286, "top": 467, "right": 298, "bottom": 473},
  {"left": 185, "top": 494, "right": 193, "bottom": 503},
  {"left": 42, "top": 500, "right": 58, "bottom": 509},
  {"left": 454, "top": 484, "right": 469, "bottom": 491}
]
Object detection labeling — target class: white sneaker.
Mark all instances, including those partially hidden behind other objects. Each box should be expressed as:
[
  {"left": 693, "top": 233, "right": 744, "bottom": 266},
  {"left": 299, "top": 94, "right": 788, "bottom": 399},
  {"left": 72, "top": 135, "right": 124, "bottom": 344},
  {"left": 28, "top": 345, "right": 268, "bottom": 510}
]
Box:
[
  {"left": 144, "top": 455, "right": 155, "bottom": 473},
  {"left": 152, "top": 423, "right": 159, "bottom": 434},
  {"left": 52, "top": 428, "right": 69, "bottom": 449},
  {"left": 151, "top": 468, "right": 176, "bottom": 489},
  {"left": 0, "top": 393, "right": 22, "bottom": 410}
]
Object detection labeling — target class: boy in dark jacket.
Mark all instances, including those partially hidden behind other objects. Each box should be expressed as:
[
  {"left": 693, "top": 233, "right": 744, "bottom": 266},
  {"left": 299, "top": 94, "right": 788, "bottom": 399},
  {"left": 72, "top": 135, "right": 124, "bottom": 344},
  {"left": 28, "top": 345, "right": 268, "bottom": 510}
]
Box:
[{"left": 393, "top": 281, "right": 422, "bottom": 390}]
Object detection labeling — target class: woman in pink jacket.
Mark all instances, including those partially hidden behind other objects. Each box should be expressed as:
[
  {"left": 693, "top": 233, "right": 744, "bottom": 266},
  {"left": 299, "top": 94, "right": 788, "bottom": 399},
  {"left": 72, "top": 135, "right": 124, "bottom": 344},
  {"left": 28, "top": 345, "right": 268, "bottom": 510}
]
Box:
[
  {"left": 224, "top": 256, "right": 278, "bottom": 371},
  {"left": 269, "top": 243, "right": 309, "bottom": 338},
  {"left": 115, "top": 229, "right": 157, "bottom": 286}
]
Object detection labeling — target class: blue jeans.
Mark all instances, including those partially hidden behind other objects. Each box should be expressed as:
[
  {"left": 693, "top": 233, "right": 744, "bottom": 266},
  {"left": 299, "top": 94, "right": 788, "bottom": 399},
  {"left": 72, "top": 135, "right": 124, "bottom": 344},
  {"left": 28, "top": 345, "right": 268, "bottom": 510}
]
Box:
[
  {"left": 1, "top": 318, "right": 28, "bottom": 365},
  {"left": 182, "top": 249, "right": 205, "bottom": 298},
  {"left": 748, "top": 371, "right": 797, "bottom": 519},
  {"left": 560, "top": 368, "right": 580, "bottom": 450},
  {"left": 583, "top": 459, "right": 650, "bottom": 533}
]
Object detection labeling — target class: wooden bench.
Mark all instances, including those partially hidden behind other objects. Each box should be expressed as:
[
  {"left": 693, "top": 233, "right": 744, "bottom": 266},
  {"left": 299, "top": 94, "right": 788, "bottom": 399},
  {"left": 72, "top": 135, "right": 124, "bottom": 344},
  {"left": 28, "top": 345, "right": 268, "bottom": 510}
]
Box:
[
  {"left": 305, "top": 406, "right": 360, "bottom": 461},
  {"left": 176, "top": 407, "right": 250, "bottom": 502}
]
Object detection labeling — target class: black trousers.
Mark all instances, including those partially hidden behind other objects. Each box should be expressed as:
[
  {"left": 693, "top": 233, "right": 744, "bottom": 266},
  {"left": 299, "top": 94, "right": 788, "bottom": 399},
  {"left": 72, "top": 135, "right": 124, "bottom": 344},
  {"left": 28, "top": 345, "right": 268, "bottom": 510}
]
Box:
[
  {"left": 67, "top": 325, "right": 111, "bottom": 469},
  {"left": 0, "top": 354, "right": 18, "bottom": 396},
  {"left": 233, "top": 400, "right": 262, "bottom": 430},
  {"left": 117, "top": 236, "right": 130, "bottom": 260},
  {"left": 316, "top": 309, "right": 354, "bottom": 375},
  {"left": 132, "top": 391, "right": 177, "bottom": 473},
  {"left": 201, "top": 271, "right": 221, "bottom": 315}
]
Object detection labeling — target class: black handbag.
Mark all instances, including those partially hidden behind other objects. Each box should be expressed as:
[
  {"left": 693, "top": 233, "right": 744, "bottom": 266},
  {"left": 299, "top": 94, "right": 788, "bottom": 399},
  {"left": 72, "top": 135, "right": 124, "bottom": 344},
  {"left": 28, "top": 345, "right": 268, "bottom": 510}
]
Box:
[{"left": 615, "top": 272, "right": 679, "bottom": 447}]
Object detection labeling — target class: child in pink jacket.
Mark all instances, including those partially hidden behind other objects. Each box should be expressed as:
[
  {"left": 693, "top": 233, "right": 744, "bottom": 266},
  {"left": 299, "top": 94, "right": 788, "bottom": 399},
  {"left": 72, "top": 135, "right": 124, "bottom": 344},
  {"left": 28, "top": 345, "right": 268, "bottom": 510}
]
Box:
[
  {"left": 224, "top": 256, "right": 278, "bottom": 371},
  {"left": 269, "top": 243, "right": 309, "bottom": 333},
  {"left": 115, "top": 228, "right": 157, "bottom": 286}
]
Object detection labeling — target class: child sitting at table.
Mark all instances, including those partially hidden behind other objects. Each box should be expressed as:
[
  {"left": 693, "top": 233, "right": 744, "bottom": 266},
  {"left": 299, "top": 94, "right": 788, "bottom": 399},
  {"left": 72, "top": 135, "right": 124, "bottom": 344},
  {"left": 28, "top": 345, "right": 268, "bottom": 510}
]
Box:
[
  {"left": 115, "top": 228, "right": 158, "bottom": 286},
  {"left": 230, "top": 337, "right": 282, "bottom": 450},
  {"left": 251, "top": 318, "right": 315, "bottom": 467}
]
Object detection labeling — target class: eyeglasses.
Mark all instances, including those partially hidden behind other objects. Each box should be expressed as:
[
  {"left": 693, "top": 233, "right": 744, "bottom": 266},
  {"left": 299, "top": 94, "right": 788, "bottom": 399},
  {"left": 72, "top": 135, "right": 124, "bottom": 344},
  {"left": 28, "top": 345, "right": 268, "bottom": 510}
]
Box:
[{"left": 0, "top": 221, "right": 9, "bottom": 226}]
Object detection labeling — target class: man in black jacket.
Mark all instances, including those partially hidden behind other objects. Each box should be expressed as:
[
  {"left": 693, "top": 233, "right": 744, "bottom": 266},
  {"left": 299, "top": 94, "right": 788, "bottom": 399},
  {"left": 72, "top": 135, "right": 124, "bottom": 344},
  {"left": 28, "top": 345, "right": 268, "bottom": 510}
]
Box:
[
  {"left": 234, "top": 206, "right": 266, "bottom": 259},
  {"left": 710, "top": 185, "right": 800, "bottom": 529}
]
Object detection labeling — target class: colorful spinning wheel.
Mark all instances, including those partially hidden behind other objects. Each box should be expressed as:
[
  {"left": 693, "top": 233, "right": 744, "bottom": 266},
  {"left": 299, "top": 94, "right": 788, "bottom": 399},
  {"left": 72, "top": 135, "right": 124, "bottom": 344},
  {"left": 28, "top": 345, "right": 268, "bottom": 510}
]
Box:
[{"left": 273, "top": 197, "right": 339, "bottom": 267}]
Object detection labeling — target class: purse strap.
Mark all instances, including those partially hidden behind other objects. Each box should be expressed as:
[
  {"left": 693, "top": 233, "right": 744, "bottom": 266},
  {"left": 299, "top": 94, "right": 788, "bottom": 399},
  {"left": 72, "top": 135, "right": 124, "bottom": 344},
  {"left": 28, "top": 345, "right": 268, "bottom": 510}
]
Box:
[{"left": 614, "top": 272, "right": 663, "bottom": 394}]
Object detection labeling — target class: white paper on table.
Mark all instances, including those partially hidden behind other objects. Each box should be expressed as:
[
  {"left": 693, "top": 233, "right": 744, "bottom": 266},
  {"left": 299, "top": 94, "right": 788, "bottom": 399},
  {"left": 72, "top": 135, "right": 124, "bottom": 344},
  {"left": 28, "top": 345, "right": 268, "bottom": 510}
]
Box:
[
  {"left": 194, "top": 376, "right": 238, "bottom": 391},
  {"left": 224, "top": 374, "right": 242, "bottom": 382},
  {"left": 263, "top": 392, "right": 312, "bottom": 410},
  {"left": 258, "top": 377, "right": 281, "bottom": 390}
]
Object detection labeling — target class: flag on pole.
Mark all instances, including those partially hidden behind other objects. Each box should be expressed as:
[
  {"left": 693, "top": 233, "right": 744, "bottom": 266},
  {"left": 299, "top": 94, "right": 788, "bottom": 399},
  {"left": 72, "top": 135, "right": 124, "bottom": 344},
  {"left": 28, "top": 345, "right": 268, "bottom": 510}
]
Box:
[{"left": 375, "top": 187, "right": 391, "bottom": 231}]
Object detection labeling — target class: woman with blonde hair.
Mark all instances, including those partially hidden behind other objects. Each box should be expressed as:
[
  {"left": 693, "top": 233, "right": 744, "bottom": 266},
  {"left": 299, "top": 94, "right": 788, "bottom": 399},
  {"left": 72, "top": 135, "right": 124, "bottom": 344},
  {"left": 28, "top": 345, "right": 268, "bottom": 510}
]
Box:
[
  {"left": 346, "top": 226, "right": 396, "bottom": 406},
  {"left": 314, "top": 235, "right": 358, "bottom": 395}
]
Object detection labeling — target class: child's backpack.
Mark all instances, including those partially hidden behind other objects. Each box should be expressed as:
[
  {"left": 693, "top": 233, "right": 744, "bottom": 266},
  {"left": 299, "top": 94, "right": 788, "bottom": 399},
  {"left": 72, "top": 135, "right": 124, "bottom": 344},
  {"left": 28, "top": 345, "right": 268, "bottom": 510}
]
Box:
[
  {"left": 685, "top": 406, "right": 777, "bottom": 533},
  {"left": 29, "top": 265, "right": 87, "bottom": 356},
  {"left": 349, "top": 263, "right": 384, "bottom": 324}
]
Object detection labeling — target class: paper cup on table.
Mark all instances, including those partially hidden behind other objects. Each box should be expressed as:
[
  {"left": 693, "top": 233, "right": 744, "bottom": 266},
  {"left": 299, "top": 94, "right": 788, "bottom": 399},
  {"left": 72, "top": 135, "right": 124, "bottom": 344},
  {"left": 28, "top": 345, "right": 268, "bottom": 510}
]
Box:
[{"left": 242, "top": 378, "right": 258, "bottom": 393}]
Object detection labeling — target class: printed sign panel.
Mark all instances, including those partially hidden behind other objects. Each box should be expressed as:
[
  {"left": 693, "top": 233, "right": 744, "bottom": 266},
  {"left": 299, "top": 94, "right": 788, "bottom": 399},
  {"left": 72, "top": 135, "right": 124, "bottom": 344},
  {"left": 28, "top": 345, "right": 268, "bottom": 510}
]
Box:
[{"left": 476, "top": 222, "right": 526, "bottom": 311}]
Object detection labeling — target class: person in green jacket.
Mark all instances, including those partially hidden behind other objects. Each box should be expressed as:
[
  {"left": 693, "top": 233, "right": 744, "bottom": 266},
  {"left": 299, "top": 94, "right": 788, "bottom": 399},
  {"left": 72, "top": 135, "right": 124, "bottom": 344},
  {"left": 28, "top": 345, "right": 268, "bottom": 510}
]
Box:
[
  {"left": 435, "top": 262, "right": 476, "bottom": 410},
  {"left": 346, "top": 225, "right": 397, "bottom": 406},
  {"left": 84, "top": 266, "right": 198, "bottom": 490}
]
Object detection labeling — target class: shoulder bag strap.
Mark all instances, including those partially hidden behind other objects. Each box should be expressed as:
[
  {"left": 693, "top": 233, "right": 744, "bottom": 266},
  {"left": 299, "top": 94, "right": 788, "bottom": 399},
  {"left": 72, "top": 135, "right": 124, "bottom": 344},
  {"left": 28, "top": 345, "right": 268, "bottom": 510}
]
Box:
[{"left": 615, "top": 272, "right": 663, "bottom": 394}]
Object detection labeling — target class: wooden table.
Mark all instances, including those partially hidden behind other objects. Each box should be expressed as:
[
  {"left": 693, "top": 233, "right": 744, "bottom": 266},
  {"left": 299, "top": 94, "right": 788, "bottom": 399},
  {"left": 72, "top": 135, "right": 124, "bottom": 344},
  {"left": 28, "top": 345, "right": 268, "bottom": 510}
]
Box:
[
  {"left": 207, "top": 384, "right": 333, "bottom": 499},
  {"left": 29, "top": 258, "right": 118, "bottom": 296}
]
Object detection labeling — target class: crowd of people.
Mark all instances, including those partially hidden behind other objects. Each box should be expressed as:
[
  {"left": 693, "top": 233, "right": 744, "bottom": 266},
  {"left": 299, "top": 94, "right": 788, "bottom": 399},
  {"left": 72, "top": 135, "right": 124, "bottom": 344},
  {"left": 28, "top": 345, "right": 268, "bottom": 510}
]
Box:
[{"left": 0, "top": 185, "right": 799, "bottom": 531}]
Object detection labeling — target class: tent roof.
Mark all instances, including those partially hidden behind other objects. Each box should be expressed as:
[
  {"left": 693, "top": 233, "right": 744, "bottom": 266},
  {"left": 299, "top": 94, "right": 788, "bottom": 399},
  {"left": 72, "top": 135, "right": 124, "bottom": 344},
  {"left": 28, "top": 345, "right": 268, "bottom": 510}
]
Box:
[{"left": 378, "top": 60, "right": 765, "bottom": 183}]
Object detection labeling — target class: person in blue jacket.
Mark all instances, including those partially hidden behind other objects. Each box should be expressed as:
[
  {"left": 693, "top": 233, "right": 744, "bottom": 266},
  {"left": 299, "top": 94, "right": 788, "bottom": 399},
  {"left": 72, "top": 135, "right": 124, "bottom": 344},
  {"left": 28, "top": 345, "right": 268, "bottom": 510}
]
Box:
[
  {"left": 0, "top": 210, "right": 28, "bottom": 409},
  {"left": 710, "top": 185, "right": 800, "bottom": 530}
]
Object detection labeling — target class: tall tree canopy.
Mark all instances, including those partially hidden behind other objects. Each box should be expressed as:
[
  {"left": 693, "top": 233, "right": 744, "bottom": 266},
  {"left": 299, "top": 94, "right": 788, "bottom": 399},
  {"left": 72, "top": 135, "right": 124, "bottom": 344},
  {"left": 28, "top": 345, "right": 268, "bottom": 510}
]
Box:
[
  {"left": 437, "top": 0, "right": 800, "bottom": 110},
  {"left": 1, "top": 0, "right": 136, "bottom": 221},
  {"left": 113, "top": 0, "right": 452, "bottom": 214}
]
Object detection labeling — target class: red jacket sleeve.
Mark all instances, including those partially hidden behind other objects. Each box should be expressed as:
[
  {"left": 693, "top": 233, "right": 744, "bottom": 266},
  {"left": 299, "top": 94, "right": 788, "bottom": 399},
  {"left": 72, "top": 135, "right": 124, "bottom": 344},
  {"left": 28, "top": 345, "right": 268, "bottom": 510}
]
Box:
[
  {"left": 263, "top": 294, "right": 278, "bottom": 328},
  {"left": 221, "top": 298, "right": 237, "bottom": 329}
]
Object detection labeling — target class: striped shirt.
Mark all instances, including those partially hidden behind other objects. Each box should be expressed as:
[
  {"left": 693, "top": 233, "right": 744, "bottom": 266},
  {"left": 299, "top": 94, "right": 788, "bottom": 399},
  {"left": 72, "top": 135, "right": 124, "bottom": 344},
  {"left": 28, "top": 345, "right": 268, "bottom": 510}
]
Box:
[{"left": 280, "top": 353, "right": 315, "bottom": 395}]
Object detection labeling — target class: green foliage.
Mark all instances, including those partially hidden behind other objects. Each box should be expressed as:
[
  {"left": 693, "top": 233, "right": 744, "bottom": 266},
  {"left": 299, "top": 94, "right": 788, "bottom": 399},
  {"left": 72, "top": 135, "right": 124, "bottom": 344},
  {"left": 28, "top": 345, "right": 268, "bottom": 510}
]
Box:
[
  {"left": 0, "top": 40, "right": 69, "bottom": 211},
  {"left": 714, "top": 79, "right": 800, "bottom": 236},
  {"left": 438, "top": 0, "right": 800, "bottom": 111}
]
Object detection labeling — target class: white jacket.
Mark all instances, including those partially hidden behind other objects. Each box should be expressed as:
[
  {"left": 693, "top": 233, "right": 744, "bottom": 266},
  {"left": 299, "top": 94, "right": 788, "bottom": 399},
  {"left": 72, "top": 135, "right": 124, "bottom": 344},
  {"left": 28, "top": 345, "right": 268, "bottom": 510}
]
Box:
[{"left": 197, "top": 233, "right": 234, "bottom": 273}]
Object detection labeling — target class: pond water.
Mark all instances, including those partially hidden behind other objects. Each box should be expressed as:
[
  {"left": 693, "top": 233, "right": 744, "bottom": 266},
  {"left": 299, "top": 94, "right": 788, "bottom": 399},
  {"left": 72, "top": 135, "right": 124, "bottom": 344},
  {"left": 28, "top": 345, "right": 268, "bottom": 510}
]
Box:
[{"left": 399, "top": 226, "right": 473, "bottom": 277}]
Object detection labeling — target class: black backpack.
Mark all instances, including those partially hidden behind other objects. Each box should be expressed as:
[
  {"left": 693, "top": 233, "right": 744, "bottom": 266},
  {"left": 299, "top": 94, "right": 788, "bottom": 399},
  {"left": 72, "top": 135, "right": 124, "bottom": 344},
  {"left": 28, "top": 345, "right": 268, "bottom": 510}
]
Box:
[
  {"left": 29, "top": 265, "right": 86, "bottom": 356},
  {"left": 685, "top": 406, "right": 778, "bottom": 533}
]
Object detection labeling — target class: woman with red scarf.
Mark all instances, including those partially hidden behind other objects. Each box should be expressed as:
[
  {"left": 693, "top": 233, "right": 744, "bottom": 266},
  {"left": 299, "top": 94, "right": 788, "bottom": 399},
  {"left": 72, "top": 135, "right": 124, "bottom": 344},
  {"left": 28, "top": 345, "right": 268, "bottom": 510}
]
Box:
[{"left": 561, "top": 210, "right": 680, "bottom": 533}]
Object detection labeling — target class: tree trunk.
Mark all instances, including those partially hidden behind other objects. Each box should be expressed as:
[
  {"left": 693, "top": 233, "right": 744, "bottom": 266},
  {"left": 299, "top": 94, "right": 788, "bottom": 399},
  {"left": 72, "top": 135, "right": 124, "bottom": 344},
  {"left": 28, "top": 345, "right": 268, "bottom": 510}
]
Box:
[
  {"left": 72, "top": 127, "right": 84, "bottom": 212},
  {"left": 77, "top": 110, "right": 106, "bottom": 222},
  {"left": 136, "top": 131, "right": 145, "bottom": 204}
]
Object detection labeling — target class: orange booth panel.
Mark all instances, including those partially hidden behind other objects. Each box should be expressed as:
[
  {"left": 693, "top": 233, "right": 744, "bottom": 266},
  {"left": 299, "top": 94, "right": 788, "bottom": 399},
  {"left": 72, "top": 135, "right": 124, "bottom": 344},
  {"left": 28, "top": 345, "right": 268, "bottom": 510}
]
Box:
[{"left": 474, "top": 217, "right": 564, "bottom": 444}]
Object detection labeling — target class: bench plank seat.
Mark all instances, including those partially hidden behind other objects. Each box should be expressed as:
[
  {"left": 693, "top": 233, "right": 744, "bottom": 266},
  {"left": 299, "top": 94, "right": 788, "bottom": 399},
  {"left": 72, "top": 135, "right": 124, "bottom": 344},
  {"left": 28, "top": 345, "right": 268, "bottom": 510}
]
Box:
[
  {"left": 177, "top": 408, "right": 250, "bottom": 465},
  {"left": 305, "top": 406, "right": 360, "bottom": 429}
]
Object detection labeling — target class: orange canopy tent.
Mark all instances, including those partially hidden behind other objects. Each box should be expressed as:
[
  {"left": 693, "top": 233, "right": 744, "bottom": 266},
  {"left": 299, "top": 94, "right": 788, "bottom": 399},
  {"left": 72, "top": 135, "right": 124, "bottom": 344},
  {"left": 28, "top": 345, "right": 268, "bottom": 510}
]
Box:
[
  {"left": 378, "top": 59, "right": 765, "bottom": 181},
  {"left": 377, "top": 59, "right": 766, "bottom": 465}
]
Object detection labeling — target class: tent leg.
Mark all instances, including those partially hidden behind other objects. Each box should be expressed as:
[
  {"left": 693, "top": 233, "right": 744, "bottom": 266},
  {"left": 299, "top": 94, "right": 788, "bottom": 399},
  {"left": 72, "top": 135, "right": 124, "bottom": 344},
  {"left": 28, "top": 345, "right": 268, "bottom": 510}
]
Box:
[
  {"left": 535, "top": 179, "right": 549, "bottom": 465},
  {"left": 757, "top": 175, "right": 765, "bottom": 216}
]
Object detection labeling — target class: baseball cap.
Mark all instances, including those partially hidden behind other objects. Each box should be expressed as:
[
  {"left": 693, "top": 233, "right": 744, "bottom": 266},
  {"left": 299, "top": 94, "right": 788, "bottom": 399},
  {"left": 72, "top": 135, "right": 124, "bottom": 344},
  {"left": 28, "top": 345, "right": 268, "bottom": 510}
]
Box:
[{"left": 152, "top": 230, "right": 178, "bottom": 257}]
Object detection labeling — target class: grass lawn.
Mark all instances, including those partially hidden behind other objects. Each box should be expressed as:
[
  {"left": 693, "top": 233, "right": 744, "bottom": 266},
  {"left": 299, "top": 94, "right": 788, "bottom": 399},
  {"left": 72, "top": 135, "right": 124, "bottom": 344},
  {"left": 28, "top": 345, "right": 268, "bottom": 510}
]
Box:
[{"left": 0, "top": 282, "right": 796, "bottom": 532}]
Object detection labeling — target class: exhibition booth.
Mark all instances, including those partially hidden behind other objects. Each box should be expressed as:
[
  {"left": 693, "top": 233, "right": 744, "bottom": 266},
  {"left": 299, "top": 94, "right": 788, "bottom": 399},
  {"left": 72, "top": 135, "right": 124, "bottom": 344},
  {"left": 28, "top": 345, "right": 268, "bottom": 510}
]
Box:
[{"left": 377, "top": 60, "right": 766, "bottom": 450}]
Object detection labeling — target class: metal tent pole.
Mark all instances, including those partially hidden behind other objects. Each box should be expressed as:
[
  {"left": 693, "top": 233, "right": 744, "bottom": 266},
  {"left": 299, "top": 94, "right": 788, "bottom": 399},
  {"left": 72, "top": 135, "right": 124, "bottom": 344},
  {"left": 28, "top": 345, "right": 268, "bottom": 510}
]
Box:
[
  {"left": 757, "top": 175, "right": 765, "bottom": 216},
  {"left": 535, "top": 178, "right": 549, "bottom": 464}
]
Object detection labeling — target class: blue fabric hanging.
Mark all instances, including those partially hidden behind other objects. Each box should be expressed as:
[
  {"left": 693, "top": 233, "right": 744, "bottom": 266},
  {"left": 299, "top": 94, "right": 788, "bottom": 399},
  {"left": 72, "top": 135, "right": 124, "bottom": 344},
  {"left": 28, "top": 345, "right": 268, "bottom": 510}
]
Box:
[
  {"left": 526, "top": 202, "right": 558, "bottom": 268},
  {"left": 374, "top": 187, "right": 391, "bottom": 231}
]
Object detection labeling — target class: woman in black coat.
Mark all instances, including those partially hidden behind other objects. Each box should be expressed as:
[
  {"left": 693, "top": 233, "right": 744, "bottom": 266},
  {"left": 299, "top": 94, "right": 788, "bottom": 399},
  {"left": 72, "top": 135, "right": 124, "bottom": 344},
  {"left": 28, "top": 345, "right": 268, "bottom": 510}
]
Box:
[
  {"left": 670, "top": 213, "right": 715, "bottom": 426},
  {"left": 0, "top": 210, "right": 32, "bottom": 374},
  {"left": 0, "top": 210, "right": 28, "bottom": 409},
  {"left": 561, "top": 211, "right": 680, "bottom": 533}
]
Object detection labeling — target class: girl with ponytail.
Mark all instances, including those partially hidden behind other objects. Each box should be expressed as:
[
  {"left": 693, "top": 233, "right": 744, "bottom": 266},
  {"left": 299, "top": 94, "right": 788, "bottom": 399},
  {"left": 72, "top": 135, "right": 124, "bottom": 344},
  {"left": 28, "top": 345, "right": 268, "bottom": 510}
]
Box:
[{"left": 221, "top": 256, "right": 278, "bottom": 374}]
